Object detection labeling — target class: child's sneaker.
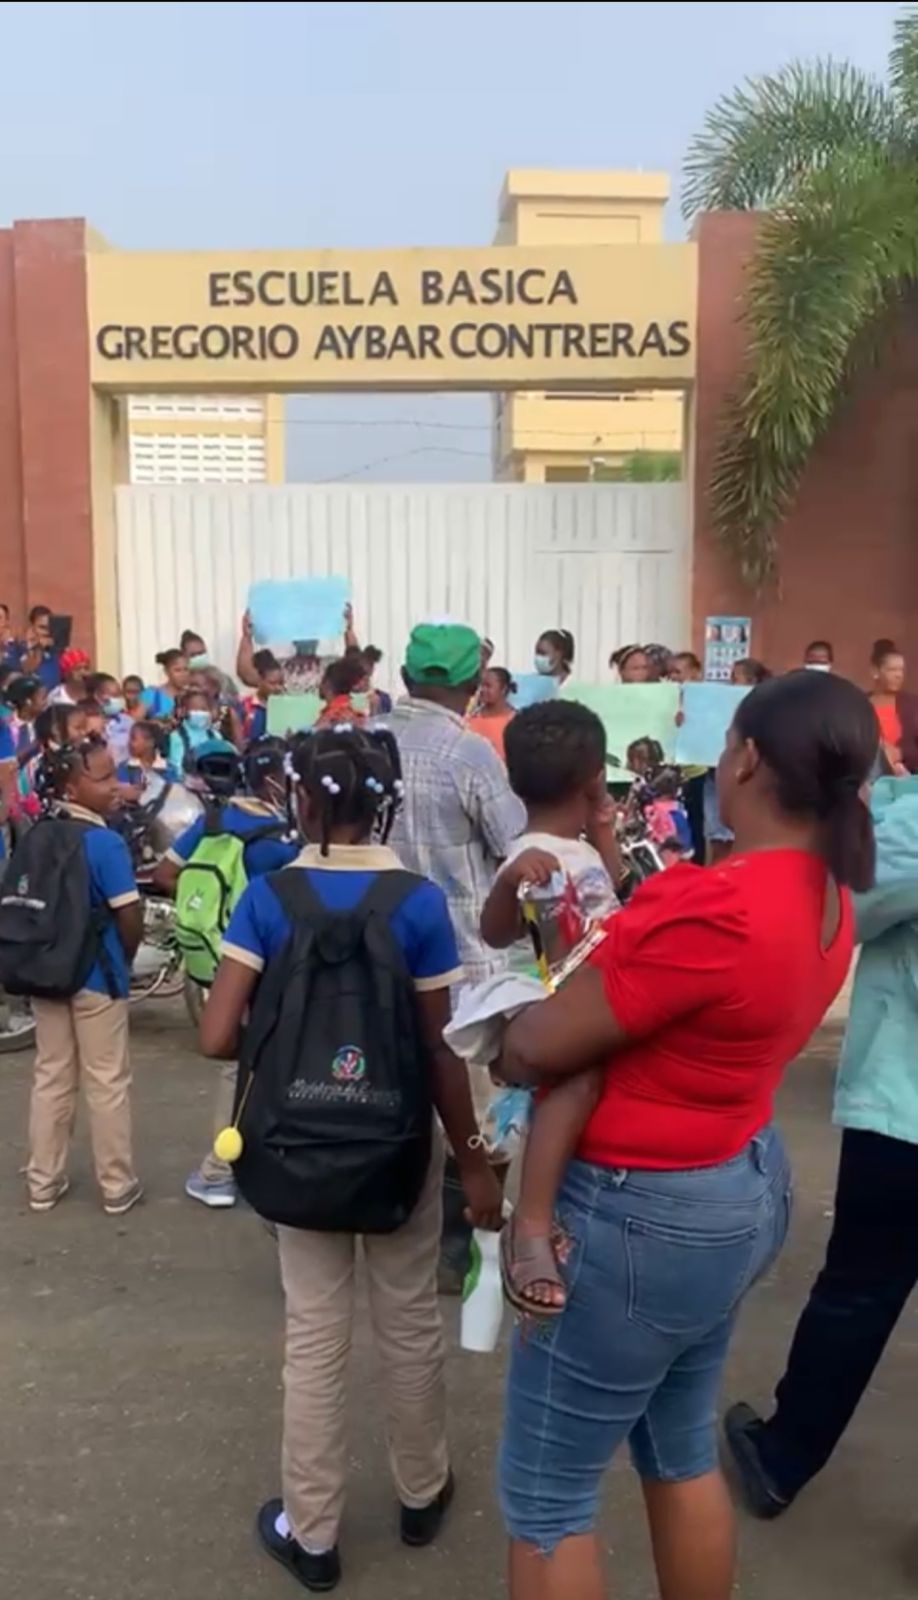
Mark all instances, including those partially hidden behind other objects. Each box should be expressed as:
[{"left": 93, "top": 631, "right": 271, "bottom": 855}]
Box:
[
  {"left": 185, "top": 1169, "right": 237, "bottom": 1209},
  {"left": 28, "top": 1177, "right": 70, "bottom": 1213},
  {"left": 103, "top": 1181, "right": 144, "bottom": 1217}
]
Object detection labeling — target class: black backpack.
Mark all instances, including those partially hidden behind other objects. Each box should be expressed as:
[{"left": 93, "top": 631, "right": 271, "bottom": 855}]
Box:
[
  {"left": 0, "top": 814, "right": 117, "bottom": 999},
  {"left": 234, "top": 869, "right": 433, "bottom": 1233}
]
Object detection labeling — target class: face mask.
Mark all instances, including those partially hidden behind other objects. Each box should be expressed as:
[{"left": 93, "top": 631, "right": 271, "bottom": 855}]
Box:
[
  {"left": 349, "top": 692, "right": 370, "bottom": 713},
  {"left": 805, "top": 662, "right": 831, "bottom": 673},
  {"left": 188, "top": 653, "right": 211, "bottom": 670},
  {"left": 533, "top": 653, "right": 555, "bottom": 676},
  {"left": 103, "top": 696, "right": 126, "bottom": 716},
  {"left": 187, "top": 709, "right": 211, "bottom": 730}
]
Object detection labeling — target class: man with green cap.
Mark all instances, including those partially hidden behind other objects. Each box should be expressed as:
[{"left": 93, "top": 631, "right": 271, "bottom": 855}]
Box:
[{"left": 381, "top": 621, "right": 525, "bottom": 1289}]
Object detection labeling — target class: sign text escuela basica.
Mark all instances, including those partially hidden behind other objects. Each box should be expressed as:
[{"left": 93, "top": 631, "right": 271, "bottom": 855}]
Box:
[{"left": 94, "top": 262, "right": 693, "bottom": 368}]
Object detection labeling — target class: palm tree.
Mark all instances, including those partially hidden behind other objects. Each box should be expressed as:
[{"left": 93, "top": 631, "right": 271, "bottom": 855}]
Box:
[{"left": 682, "top": 9, "right": 918, "bottom": 584}]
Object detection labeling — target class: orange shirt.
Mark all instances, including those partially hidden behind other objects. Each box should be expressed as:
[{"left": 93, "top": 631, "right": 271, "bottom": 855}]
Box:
[
  {"left": 874, "top": 699, "right": 902, "bottom": 749},
  {"left": 467, "top": 710, "right": 514, "bottom": 760},
  {"left": 315, "top": 695, "right": 367, "bottom": 729}
]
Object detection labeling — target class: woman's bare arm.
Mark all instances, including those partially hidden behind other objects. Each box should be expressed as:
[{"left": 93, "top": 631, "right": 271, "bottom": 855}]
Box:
[{"left": 500, "top": 964, "right": 627, "bottom": 1086}]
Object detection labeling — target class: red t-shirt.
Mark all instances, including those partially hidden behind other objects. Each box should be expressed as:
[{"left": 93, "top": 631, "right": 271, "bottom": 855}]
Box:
[{"left": 579, "top": 850, "right": 852, "bottom": 1170}]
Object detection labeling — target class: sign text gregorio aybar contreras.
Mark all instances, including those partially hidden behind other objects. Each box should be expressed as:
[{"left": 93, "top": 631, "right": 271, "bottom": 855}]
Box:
[{"left": 88, "top": 246, "right": 698, "bottom": 390}]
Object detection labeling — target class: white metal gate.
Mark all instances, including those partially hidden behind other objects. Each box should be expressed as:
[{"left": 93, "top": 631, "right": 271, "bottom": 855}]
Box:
[{"left": 114, "top": 483, "right": 690, "bottom": 688}]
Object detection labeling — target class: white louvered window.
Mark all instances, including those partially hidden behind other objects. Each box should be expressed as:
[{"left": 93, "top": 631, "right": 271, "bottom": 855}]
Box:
[
  {"left": 127, "top": 395, "right": 265, "bottom": 421},
  {"left": 129, "top": 431, "right": 267, "bottom": 484}
]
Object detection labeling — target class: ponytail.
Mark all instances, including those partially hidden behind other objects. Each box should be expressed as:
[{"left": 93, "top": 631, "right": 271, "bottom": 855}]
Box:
[
  {"left": 734, "top": 670, "right": 878, "bottom": 892},
  {"left": 824, "top": 786, "right": 875, "bottom": 894}
]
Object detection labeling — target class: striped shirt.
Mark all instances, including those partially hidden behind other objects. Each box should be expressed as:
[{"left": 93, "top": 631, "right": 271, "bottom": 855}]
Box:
[{"left": 380, "top": 697, "right": 525, "bottom": 983}]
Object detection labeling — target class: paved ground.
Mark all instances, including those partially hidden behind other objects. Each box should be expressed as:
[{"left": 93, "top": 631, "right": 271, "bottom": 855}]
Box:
[{"left": 2, "top": 1004, "right": 917, "bottom": 1600}]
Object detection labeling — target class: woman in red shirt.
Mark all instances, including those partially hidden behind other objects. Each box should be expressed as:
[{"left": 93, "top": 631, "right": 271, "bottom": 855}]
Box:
[
  {"left": 496, "top": 669, "right": 878, "bottom": 1600},
  {"left": 868, "top": 637, "right": 918, "bottom": 774}
]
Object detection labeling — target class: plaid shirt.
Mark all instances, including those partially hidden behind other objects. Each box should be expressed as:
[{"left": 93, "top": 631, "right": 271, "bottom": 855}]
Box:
[{"left": 381, "top": 698, "right": 525, "bottom": 982}]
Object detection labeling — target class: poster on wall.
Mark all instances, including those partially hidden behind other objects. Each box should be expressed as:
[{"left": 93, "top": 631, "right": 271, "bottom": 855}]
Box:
[{"left": 703, "top": 615, "right": 752, "bottom": 682}]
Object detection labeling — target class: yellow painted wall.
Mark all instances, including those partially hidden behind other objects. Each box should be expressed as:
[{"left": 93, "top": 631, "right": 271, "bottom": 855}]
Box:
[
  {"left": 495, "top": 170, "right": 684, "bottom": 479},
  {"left": 89, "top": 391, "right": 122, "bottom": 667},
  {"left": 265, "top": 393, "right": 285, "bottom": 482}
]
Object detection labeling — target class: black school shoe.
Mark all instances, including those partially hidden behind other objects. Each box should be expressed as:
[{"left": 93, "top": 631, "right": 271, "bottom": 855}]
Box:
[
  {"left": 400, "top": 1470, "right": 455, "bottom": 1547},
  {"left": 723, "top": 1403, "right": 794, "bottom": 1520},
  {"left": 257, "top": 1499, "right": 341, "bottom": 1592}
]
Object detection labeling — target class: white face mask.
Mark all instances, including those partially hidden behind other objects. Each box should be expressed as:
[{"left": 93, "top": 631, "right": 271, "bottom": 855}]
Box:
[{"left": 805, "top": 662, "right": 831, "bottom": 673}]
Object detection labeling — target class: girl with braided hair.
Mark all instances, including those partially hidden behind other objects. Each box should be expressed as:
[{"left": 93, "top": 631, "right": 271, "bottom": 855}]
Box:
[
  {"left": 200, "top": 724, "right": 502, "bottom": 1592},
  {"left": 25, "top": 734, "right": 144, "bottom": 1215}
]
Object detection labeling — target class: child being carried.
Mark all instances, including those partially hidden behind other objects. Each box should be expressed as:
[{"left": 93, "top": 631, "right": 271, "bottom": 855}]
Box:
[{"left": 479, "top": 701, "right": 623, "bottom": 1316}]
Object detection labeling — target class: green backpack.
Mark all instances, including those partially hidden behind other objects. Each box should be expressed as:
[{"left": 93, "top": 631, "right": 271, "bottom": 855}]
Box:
[{"left": 174, "top": 806, "right": 287, "bottom": 986}]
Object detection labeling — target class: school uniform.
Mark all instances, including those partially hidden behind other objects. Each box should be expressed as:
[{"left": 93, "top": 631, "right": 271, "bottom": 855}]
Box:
[
  {"left": 141, "top": 685, "right": 175, "bottom": 718},
  {"left": 116, "top": 755, "right": 181, "bottom": 788},
  {"left": 26, "top": 804, "right": 140, "bottom": 1208},
  {"left": 169, "top": 798, "right": 298, "bottom": 1190},
  {"left": 103, "top": 711, "right": 134, "bottom": 766},
  {"left": 222, "top": 842, "right": 463, "bottom": 1555},
  {"left": 166, "top": 797, "right": 297, "bottom": 878},
  {"left": 242, "top": 696, "right": 268, "bottom": 744},
  {"left": 32, "top": 648, "right": 61, "bottom": 693}
]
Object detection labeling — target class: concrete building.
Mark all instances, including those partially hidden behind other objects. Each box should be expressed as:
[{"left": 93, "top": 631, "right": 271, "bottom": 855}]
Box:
[
  {"left": 493, "top": 170, "right": 684, "bottom": 482},
  {"left": 126, "top": 392, "right": 284, "bottom": 484}
]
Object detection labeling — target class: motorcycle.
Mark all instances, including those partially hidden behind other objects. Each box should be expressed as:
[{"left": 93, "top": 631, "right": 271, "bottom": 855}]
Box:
[{"left": 114, "top": 778, "right": 207, "bottom": 1025}]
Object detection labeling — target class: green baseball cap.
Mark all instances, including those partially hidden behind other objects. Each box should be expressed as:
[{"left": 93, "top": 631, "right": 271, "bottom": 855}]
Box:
[{"left": 404, "top": 621, "right": 482, "bottom": 687}]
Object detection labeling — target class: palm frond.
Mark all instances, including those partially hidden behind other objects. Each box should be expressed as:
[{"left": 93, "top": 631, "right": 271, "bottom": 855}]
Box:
[
  {"left": 709, "top": 152, "right": 918, "bottom": 584},
  {"left": 890, "top": 8, "right": 918, "bottom": 124},
  {"left": 682, "top": 61, "right": 902, "bottom": 219}
]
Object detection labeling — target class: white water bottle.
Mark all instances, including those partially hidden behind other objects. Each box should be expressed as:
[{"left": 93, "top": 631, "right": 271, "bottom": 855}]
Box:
[{"left": 461, "top": 1227, "right": 504, "bottom": 1353}]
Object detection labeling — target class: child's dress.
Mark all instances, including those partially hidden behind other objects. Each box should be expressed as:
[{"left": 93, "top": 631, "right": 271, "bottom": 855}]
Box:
[{"left": 448, "top": 832, "right": 619, "bottom": 1143}]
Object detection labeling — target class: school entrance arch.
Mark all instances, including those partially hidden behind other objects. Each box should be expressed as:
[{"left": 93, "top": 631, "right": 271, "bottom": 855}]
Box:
[{"left": 0, "top": 214, "right": 698, "bottom": 670}]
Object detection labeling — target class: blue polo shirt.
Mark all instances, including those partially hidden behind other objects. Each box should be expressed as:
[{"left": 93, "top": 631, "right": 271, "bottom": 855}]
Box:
[
  {"left": 167, "top": 798, "right": 298, "bottom": 880},
  {"left": 63, "top": 806, "right": 140, "bottom": 997},
  {"left": 32, "top": 649, "right": 61, "bottom": 692},
  {"left": 116, "top": 758, "right": 181, "bottom": 786},
  {"left": 142, "top": 685, "right": 175, "bottom": 718},
  {"left": 222, "top": 842, "right": 464, "bottom": 988}
]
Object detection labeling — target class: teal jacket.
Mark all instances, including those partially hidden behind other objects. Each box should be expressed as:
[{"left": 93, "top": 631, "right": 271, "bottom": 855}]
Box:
[{"left": 834, "top": 777, "right": 918, "bottom": 1144}]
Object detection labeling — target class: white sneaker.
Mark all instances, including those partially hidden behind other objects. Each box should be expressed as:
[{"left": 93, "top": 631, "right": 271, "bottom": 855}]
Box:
[
  {"left": 103, "top": 1181, "right": 144, "bottom": 1217},
  {"left": 28, "top": 1178, "right": 70, "bottom": 1213}
]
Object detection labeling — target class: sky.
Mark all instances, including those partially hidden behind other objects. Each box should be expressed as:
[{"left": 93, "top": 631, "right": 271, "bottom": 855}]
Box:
[{"left": 0, "top": 0, "right": 903, "bottom": 481}]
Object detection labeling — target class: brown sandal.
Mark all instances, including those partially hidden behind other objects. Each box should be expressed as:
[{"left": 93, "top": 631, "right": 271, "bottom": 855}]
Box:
[{"left": 499, "top": 1217, "right": 567, "bottom": 1317}]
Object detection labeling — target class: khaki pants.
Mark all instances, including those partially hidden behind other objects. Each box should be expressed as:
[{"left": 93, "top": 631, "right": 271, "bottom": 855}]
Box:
[
  {"left": 278, "top": 1134, "right": 448, "bottom": 1553},
  {"left": 27, "top": 990, "right": 136, "bottom": 1206},
  {"left": 198, "top": 1060, "right": 238, "bottom": 1186}
]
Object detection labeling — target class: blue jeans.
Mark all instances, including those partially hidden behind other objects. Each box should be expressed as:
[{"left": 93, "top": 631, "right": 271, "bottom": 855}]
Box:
[{"left": 499, "top": 1126, "right": 791, "bottom": 1552}]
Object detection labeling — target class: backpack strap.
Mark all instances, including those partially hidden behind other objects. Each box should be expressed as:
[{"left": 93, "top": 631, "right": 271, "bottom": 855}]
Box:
[
  {"left": 203, "top": 801, "right": 225, "bottom": 837},
  {"left": 356, "top": 870, "right": 425, "bottom": 920},
  {"left": 265, "top": 867, "right": 331, "bottom": 924}
]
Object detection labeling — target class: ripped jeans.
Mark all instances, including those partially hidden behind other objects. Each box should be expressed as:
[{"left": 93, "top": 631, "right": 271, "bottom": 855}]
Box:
[{"left": 498, "top": 1126, "right": 791, "bottom": 1553}]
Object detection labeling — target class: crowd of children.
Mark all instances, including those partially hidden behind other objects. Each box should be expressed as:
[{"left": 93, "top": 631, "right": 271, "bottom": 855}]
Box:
[{"left": 6, "top": 605, "right": 898, "bottom": 1600}]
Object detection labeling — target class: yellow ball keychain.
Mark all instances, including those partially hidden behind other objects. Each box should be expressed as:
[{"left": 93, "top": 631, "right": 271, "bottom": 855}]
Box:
[
  {"left": 212, "top": 1071, "right": 253, "bottom": 1166},
  {"left": 213, "top": 1125, "right": 244, "bottom": 1164}
]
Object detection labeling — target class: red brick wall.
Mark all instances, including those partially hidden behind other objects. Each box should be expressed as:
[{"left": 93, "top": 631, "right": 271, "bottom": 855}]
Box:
[
  {"left": 12, "top": 219, "right": 95, "bottom": 650},
  {"left": 0, "top": 230, "right": 26, "bottom": 620},
  {"left": 693, "top": 210, "right": 918, "bottom": 686}
]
